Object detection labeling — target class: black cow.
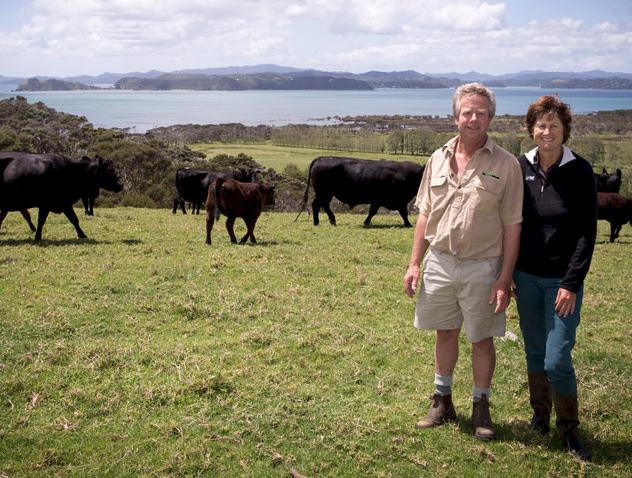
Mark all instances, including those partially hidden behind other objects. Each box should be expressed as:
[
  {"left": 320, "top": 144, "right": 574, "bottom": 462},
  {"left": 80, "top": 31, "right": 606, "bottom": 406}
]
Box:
[
  {"left": 299, "top": 156, "right": 425, "bottom": 227},
  {"left": 172, "top": 168, "right": 257, "bottom": 215},
  {"left": 0, "top": 152, "right": 123, "bottom": 241},
  {"left": 594, "top": 167, "right": 622, "bottom": 193},
  {"left": 205, "top": 178, "right": 275, "bottom": 244},
  {"left": 597, "top": 192, "right": 632, "bottom": 242}
]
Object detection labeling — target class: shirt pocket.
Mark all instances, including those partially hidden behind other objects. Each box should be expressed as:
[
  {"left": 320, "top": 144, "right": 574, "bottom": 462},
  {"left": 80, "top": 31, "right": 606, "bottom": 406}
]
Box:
[
  {"left": 470, "top": 175, "right": 503, "bottom": 213},
  {"left": 429, "top": 175, "right": 448, "bottom": 201}
]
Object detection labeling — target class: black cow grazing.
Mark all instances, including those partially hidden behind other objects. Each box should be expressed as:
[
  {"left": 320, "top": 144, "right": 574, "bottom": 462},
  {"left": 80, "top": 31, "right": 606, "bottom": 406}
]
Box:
[
  {"left": 597, "top": 192, "right": 632, "bottom": 242},
  {"left": 0, "top": 152, "right": 123, "bottom": 241},
  {"left": 594, "top": 167, "right": 622, "bottom": 193},
  {"left": 0, "top": 209, "right": 36, "bottom": 233},
  {"left": 299, "top": 156, "right": 425, "bottom": 227},
  {"left": 205, "top": 178, "right": 275, "bottom": 244},
  {"left": 172, "top": 168, "right": 257, "bottom": 215}
]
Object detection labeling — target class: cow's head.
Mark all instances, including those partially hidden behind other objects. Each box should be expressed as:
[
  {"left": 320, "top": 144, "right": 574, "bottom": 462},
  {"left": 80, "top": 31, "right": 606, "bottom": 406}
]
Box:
[
  {"left": 96, "top": 156, "right": 124, "bottom": 192},
  {"left": 596, "top": 168, "right": 622, "bottom": 193},
  {"left": 259, "top": 182, "right": 275, "bottom": 206}
]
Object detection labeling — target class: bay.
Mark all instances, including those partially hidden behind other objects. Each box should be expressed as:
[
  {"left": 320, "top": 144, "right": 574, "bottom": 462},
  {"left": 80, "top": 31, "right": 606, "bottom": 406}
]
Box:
[{"left": 2, "top": 85, "right": 632, "bottom": 133}]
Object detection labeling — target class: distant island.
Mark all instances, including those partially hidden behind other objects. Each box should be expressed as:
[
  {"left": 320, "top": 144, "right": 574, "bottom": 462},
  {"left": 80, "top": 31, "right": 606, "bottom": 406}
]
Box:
[
  {"left": 540, "top": 77, "right": 632, "bottom": 89},
  {"left": 16, "top": 77, "right": 102, "bottom": 91},
  {"left": 9, "top": 65, "right": 632, "bottom": 91},
  {"left": 114, "top": 73, "right": 374, "bottom": 91}
]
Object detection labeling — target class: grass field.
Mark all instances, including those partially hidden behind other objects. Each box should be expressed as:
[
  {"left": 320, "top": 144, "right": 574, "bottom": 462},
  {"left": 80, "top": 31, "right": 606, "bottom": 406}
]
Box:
[
  {"left": 189, "top": 142, "right": 426, "bottom": 173},
  {"left": 188, "top": 140, "right": 632, "bottom": 196},
  {"left": 1, "top": 208, "right": 631, "bottom": 477}
]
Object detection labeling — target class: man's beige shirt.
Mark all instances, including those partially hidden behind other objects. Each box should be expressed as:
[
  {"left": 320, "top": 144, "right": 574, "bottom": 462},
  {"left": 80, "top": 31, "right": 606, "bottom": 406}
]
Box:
[{"left": 415, "top": 136, "right": 523, "bottom": 259}]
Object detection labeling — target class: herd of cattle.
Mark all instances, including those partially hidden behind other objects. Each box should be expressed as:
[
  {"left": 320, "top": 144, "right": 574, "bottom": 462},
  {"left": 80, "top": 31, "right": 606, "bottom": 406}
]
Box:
[{"left": 0, "top": 151, "right": 631, "bottom": 244}]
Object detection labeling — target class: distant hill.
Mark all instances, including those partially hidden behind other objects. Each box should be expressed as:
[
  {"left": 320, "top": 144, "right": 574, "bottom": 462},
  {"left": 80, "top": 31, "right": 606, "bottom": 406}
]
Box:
[
  {"left": 4, "top": 64, "right": 632, "bottom": 90},
  {"left": 114, "top": 73, "right": 374, "bottom": 91},
  {"left": 16, "top": 77, "right": 102, "bottom": 91},
  {"left": 0, "top": 74, "right": 24, "bottom": 85},
  {"left": 541, "top": 77, "right": 632, "bottom": 89}
]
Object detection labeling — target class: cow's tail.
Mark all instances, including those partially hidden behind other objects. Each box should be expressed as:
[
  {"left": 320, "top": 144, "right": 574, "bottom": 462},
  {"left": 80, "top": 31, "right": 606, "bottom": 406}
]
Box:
[
  {"left": 294, "top": 158, "right": 317, "bottom": 222},
  {"left": 213, "top": 177, "right": 226, "bottom": 221}
]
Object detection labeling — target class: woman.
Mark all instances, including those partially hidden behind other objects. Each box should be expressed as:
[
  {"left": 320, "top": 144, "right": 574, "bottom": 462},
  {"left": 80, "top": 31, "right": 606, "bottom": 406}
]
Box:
[{"left": 514, "top": 96, "right": 597, "bottom": 461}]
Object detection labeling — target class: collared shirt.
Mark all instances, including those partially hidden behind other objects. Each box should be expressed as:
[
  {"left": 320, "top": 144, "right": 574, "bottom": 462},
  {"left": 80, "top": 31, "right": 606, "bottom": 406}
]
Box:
[
  {"left": 415, "top": 136, "right": 523, "bottom": 259},
  {"left": 532, "top": 148, "right": 563, "bottom": 185}
]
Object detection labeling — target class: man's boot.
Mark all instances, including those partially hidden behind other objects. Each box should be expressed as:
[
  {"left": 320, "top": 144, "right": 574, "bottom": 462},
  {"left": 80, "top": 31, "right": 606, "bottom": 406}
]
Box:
[
  {"left": 472, "top": 394, "right": 496, "bottom": 440},
  {"left": 553, "top": 392, "right": 592, "bottom": 461},
  {"left": 416, "top": 393, "right": 457, "bottom": 428},
  {"left": 528, "top": 372, "right": 552, "bottom": 434}
]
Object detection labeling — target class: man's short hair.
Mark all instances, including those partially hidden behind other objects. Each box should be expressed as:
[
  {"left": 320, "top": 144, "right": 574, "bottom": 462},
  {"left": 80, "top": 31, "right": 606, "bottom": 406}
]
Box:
[{"left": 452, "top": 83, "right": 496, "bottom": 119}]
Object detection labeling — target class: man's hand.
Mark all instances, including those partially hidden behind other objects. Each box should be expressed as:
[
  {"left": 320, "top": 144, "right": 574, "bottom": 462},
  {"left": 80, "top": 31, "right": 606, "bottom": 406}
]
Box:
[
  {"left": 403, "top": 264, "right": 421, "bottom": 298},
  {"left": 489, "top": 278, "right": 512, "bottom": 313}
]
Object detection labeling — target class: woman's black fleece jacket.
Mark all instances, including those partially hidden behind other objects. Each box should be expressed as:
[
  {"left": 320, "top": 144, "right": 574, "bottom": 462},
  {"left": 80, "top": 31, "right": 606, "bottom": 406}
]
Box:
[{"left": 515, "top": 146, "right": 597, "bottom": 293}]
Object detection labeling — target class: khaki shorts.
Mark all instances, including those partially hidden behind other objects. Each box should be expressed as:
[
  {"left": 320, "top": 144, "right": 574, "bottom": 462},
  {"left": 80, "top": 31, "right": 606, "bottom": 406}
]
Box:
[{"left": 414, "top": 248, "right": 506, "bottom": 343}]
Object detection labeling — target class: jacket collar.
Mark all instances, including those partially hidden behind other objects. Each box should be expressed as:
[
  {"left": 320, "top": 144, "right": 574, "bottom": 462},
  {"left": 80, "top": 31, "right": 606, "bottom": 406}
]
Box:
[{"left": 525, "top": 145, "right": 576, "bottom": 167}]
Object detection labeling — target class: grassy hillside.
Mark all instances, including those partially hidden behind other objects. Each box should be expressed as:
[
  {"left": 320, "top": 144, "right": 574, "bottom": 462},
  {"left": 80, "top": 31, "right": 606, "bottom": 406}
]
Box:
[
  {"left": 189, "top": 141, "right": 427, "bottom": 173},
  {"left": 1, "top": 209, "right": 631, "bottom": 477}
]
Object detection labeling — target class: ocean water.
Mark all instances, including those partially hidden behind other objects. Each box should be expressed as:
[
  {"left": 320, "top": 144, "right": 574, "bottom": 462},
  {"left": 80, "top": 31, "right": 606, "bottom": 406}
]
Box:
[{"left": 2, "top": 85, "right": 632, "bottom": 133}]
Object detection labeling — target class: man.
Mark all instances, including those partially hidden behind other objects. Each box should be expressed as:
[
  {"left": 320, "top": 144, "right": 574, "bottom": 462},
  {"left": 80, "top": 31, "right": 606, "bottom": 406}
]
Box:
[{"left": 403, "top": 83, "right": 523, "bottom": 440}]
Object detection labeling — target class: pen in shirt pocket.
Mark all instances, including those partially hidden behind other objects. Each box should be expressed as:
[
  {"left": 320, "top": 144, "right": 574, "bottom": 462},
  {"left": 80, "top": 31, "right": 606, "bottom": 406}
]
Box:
[{"left": 481, "top": 171, "right": 500, "bottom": 179}]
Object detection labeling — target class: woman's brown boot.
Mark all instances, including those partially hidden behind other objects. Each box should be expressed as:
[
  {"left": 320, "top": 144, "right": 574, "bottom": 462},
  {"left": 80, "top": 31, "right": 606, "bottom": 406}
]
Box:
[
  {"left": 528, "top": 372, "right": 552, "bottom": 434},
  {"left": 553, "top": 392, "right": 592, "bottom": 461}
]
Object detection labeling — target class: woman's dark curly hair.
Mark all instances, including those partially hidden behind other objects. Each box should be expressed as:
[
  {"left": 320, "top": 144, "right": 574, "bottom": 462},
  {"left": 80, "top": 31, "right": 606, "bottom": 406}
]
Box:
[{"left": 525, "top": 95, "right": 572, "bottom": 144}]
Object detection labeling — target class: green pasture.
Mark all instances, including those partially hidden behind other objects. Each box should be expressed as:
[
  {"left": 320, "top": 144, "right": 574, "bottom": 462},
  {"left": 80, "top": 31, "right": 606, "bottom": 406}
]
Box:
[
  {"left": 189, "top": 142, "right": 426, "bottom": 173},
  {"left": 1, "top": 209, "right": 631, "bottom": 477}
]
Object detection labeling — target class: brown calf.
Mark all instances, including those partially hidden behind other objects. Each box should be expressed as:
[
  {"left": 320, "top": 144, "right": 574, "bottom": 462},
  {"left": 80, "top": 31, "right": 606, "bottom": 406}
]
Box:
[
  {"left": 597, "top": 192, "right": 632, "bottom": 242},
  {"left": 205, "top": 178, "right": 275, "bottom": 245}
]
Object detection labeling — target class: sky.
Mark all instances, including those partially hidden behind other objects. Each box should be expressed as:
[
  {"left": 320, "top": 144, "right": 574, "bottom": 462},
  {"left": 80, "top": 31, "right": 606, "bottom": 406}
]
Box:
[{"left": 1, "top": 0, "right": 631, "bottom": 77}]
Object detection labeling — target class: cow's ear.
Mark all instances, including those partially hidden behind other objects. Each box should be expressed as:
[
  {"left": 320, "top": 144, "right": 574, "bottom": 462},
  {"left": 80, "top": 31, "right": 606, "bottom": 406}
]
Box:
[
  {"left": 96, "top": 155, "right": 103, "bottom": 167},
  {"left": 602, "top": 167, "right": 608, "bottom": 174},
  {"left": 617, "top": 169, "right": 622, "bottom": 178}
]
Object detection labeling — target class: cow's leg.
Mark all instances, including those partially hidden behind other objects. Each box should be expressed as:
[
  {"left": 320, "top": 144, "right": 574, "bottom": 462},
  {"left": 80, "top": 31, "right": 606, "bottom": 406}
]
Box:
[
  {"left": 364, "top": 203, "right": 380, "bottom": 226},
  {"left": 21, "top": 210, "right": 36, "bottom": 232},
  {"left": 609, "top": 222, "right": 616, "bottom": 242},
  {"left": 205, "top": 210, "right": 215, "bottom": 244},
  {"left": 314, "top": 195, "right": 336, "bottom": 226},
  {"left": 63, "top": 207, "right": 87, "bottom": 239},
  {"left": 241, "top": 217, "right": 257, "bottom": 243},
  {"left": 88, "top": 198, "right": 94, "bottom": 216},
  {"left": 322, "top": 202, "right": 336, "bottom": 226},
  {"left": 35, "top": 209, "right": 50, "bottom": 242},
  {"left": 398, "top": 205, "right": 413, "bottom": 227},
  {"left": 311, "top": 199, "right": 320, "bottom": 225},
  {"left": 613, "top": 223, "right": 622, "bottom": 241},
  {"left": 82, "top": 197, "right": 90, "bottom": 215},
  {"left": 225, "top": 217, "right": 238, "bottom": 243},
  {"left": 0, "top": 210, "right": 7, "bottom": 232}
]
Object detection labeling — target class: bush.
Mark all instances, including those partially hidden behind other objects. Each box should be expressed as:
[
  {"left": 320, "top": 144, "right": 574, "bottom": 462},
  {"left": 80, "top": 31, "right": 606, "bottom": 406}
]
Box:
[
  {"left": 281, "top": 163, "right": 306, "bottom": 181},
  {"left": 119, "top": 193, "right": 158, "bottom": 208}
]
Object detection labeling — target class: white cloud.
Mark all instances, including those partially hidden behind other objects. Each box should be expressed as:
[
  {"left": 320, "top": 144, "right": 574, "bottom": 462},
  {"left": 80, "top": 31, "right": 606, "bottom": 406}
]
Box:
[{"left": 0, "top": 0, "right": 630, "bottom": 76}]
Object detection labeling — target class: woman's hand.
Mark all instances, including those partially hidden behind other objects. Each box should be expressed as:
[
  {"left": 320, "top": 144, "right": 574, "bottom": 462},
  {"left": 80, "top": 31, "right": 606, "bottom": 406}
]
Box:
[{"left": 555, "top": 287, "right": 576, "bottom": 317}]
